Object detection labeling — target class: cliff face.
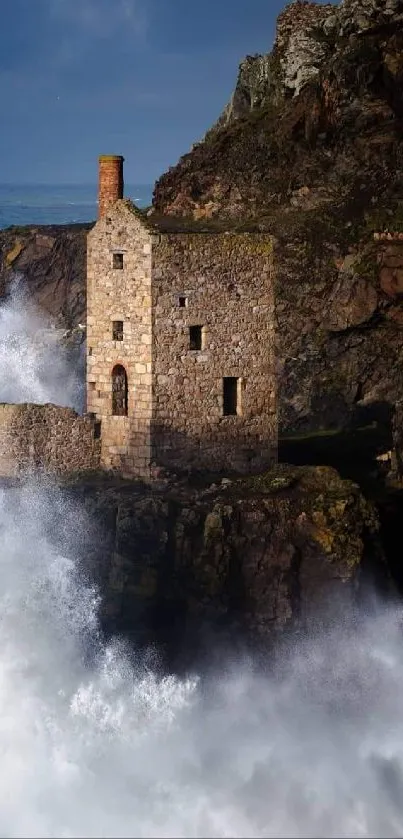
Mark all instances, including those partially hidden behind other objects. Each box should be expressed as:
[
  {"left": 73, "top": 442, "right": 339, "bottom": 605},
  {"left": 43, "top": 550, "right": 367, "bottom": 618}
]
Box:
[
  {"left": 214, "top": 0, "right": 401, "bottom": 120},
  {"left": 0, "top": 224, "right": 90, "bottom": 330},
  {"left": 153, "top": 0, "right": 403, "bottom": 220},
  {"left": 151, "top": 0, "right": 403, "bottom": 434},
  {"left": 205, "top": 0, "right": 336, "bottom": 140},
  {"left": 67, "top": 464, "right": 385, "bottom": 658}
]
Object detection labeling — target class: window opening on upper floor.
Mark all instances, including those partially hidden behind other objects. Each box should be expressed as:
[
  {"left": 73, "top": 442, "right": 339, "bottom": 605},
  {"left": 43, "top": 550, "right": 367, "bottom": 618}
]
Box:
[
  {"left": 112, "top": 364, "right": 128, "bottom": 416},
  {"left": 112, "top": 320, "right": 124, "bottom": 341},
  {"left": 223, "top": 377, "right": 240, "bottom": 416},
  {"left": 178, "top": 295, "right": 188, "bottom": 308},
  {"left": 113, "top": 252, "right": 124, "bottom": 270},
  {"left": 189, "top": 325, "right": 203, "bottom": 351}
]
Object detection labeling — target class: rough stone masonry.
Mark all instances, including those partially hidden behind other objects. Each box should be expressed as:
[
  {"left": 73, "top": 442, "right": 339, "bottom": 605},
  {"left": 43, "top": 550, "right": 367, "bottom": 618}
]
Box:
[
  {"left": 0, "top": 403, "right": 100, "bottom": 478},
  {"left": 86, "top": 155, "right": 277, "bottom": 478}
]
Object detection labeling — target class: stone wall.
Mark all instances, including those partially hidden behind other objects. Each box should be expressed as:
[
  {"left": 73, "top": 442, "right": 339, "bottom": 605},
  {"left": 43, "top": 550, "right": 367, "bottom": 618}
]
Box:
[
  {"left": 151, "top": 232, "right": 277, "bottom": 474},
  {"left": 86, "top": 201, "right": 153, "bottom": 477},
  {"left": 0, "top": 403, "right": 100, "bottom": 478}
]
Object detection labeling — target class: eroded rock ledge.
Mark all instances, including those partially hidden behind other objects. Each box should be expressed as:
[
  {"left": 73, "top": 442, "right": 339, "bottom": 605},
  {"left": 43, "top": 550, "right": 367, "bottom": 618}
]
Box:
[{"left": 63, "top": 464, "right": 385, "bottom": 659}]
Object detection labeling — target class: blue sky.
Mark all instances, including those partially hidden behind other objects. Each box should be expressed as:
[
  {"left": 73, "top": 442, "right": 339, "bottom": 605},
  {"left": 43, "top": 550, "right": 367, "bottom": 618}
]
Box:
[{"left": 0, "top": 0, "right": 332, "bottom": 186}]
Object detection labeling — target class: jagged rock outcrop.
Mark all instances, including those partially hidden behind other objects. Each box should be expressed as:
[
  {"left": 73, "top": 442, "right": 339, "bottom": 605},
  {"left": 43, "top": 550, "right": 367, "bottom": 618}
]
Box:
[
  {"left": 275, "top": 1, "right": 337, "bottom": 96},
  {"left": 338, "top": 0, "right": 403, "bottom": 34},
  {"left": 67, "top": 464, "right": 385, "bottom": 657},
  {"left": 153, "top": 0, "right": 403, "bottom": 219},
  {"left": 205, "top": 54, "right": 279, "bottom": 137},
  {"left": 205, "top": 2, "right": 337, "bottom": 139}
]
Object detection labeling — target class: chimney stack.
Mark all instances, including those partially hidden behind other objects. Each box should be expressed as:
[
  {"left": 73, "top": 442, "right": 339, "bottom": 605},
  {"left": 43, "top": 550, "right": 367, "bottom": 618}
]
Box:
[{"left": 98, "top": 155, "right": 124, "bottom": 219}]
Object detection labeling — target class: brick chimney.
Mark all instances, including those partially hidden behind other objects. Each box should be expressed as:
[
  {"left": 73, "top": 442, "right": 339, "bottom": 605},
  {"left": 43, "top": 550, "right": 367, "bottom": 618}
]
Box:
[{"left": 98, "top": 155, "right": 124, "bottom": 219}]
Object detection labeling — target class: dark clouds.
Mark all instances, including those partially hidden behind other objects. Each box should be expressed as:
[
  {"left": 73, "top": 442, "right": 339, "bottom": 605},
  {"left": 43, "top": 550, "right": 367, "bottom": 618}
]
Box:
[{"left": 0, "top": 0, "right": 336, "bottom": 185}]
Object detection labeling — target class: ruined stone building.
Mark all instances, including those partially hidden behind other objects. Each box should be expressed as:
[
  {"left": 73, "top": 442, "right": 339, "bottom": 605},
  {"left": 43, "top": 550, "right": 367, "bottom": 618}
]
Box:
[
  {"left": 0, "top": 155, "right": 276, "bottom": 480},
  {"left": 86, "top": 155, "right": 277, "bottom": 477}
]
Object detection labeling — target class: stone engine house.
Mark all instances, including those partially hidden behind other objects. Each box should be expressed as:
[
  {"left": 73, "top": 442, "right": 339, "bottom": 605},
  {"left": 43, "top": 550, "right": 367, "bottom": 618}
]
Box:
[{"left": 87, "top": 155, "right": 277, "bottom": 477}]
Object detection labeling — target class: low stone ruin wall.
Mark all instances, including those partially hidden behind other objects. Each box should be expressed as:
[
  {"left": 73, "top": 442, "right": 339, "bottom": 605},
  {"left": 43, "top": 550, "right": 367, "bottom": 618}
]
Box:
[{"left": 0, "top": 403, "right": 101, "bottom": 478}]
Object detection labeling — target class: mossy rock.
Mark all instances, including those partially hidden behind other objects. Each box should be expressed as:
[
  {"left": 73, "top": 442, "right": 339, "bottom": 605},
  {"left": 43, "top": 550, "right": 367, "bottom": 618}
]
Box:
[{"left": 5, "top": 240, "right": 23, "bottom": 265}]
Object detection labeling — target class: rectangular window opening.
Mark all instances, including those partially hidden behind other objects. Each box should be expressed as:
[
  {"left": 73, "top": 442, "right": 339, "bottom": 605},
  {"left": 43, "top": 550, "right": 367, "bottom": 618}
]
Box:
[
  {"left": 94, "top": 420, "right": 101, "bottom": 440},
  {"left": 89, "top": 381, "right": 96, "bottom": 391},
  {"left": 178, "top": 295, "right": 188, "bottom": 308},
  {"left": 189, "top": 325, "right": 203, "bottom": 351},
  {"left": 113, "top": 252, "right": 124, "bottom": 270},
  {"left": 223, "top": 377, "right": 240, "bottom": 416},
  {"left": 112, "top": 320, "right": 124, "bottom": 341}
]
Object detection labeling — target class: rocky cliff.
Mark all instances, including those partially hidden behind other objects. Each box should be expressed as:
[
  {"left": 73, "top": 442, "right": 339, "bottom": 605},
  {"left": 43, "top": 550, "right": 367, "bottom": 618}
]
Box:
[
  {"left": 0, "top": 223, "right": 90, "bottom": 330},
  {"left": 153, "top": 0, "right": 403, "bottom": 434},
  {"left": 154, "top": 0, "right": 403, "bottom": 219},
  {"left": 65, "top": 464, "right": 386, "bottom": 660}
]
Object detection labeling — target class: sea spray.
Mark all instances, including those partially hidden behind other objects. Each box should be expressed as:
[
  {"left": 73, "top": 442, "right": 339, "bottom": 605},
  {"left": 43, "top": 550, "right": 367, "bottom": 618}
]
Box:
[
  {"left": 2, "top": 480, "right": 403, "bottom": 837},
  {"left": 1, "top": 273, "right": 403, "bottom": 836},
  {"left": 0, "top": 278, "right": 84, "bottom": 411}
]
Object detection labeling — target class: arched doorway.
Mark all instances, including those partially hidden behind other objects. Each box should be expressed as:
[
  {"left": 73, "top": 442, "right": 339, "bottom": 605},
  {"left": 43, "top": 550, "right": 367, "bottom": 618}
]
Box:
[{"left": 112, "top": 364, "right": 128, "bottom": 416}]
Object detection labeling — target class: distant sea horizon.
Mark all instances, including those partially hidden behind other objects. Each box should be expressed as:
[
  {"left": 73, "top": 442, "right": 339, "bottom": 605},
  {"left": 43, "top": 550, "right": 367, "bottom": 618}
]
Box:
[{"left": 0, "top": 183, "right": 153, "bottom": 229}]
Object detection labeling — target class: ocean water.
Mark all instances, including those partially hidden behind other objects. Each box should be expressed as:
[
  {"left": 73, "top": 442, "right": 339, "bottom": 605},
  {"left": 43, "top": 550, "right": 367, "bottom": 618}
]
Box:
[{"left": 0, "top": 183, "right": 153, "bottom": 229}]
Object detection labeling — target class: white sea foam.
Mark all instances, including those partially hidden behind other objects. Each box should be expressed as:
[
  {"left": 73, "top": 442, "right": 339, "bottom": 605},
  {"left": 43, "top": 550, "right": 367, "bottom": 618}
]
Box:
[
  {"left": 2, "top": 481, "right": 403, "bottom": 838},
  {"left": 0, "top": 275, "right": 403, "bottom": 837},
  {"left": 0, "top": 278, "right": 84, "bottom": 411}
]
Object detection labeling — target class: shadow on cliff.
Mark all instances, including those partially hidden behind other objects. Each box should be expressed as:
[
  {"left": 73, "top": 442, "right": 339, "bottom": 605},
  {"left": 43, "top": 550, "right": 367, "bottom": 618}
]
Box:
[
  {"left": 70, "top": 452, "right": 392, "bottom": 675},
  {"left": 279, "top": 399, "right": 403, "bottom": 615},
  {"left": 279, "top": 399, "right": 394, "bottom": 494}
]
